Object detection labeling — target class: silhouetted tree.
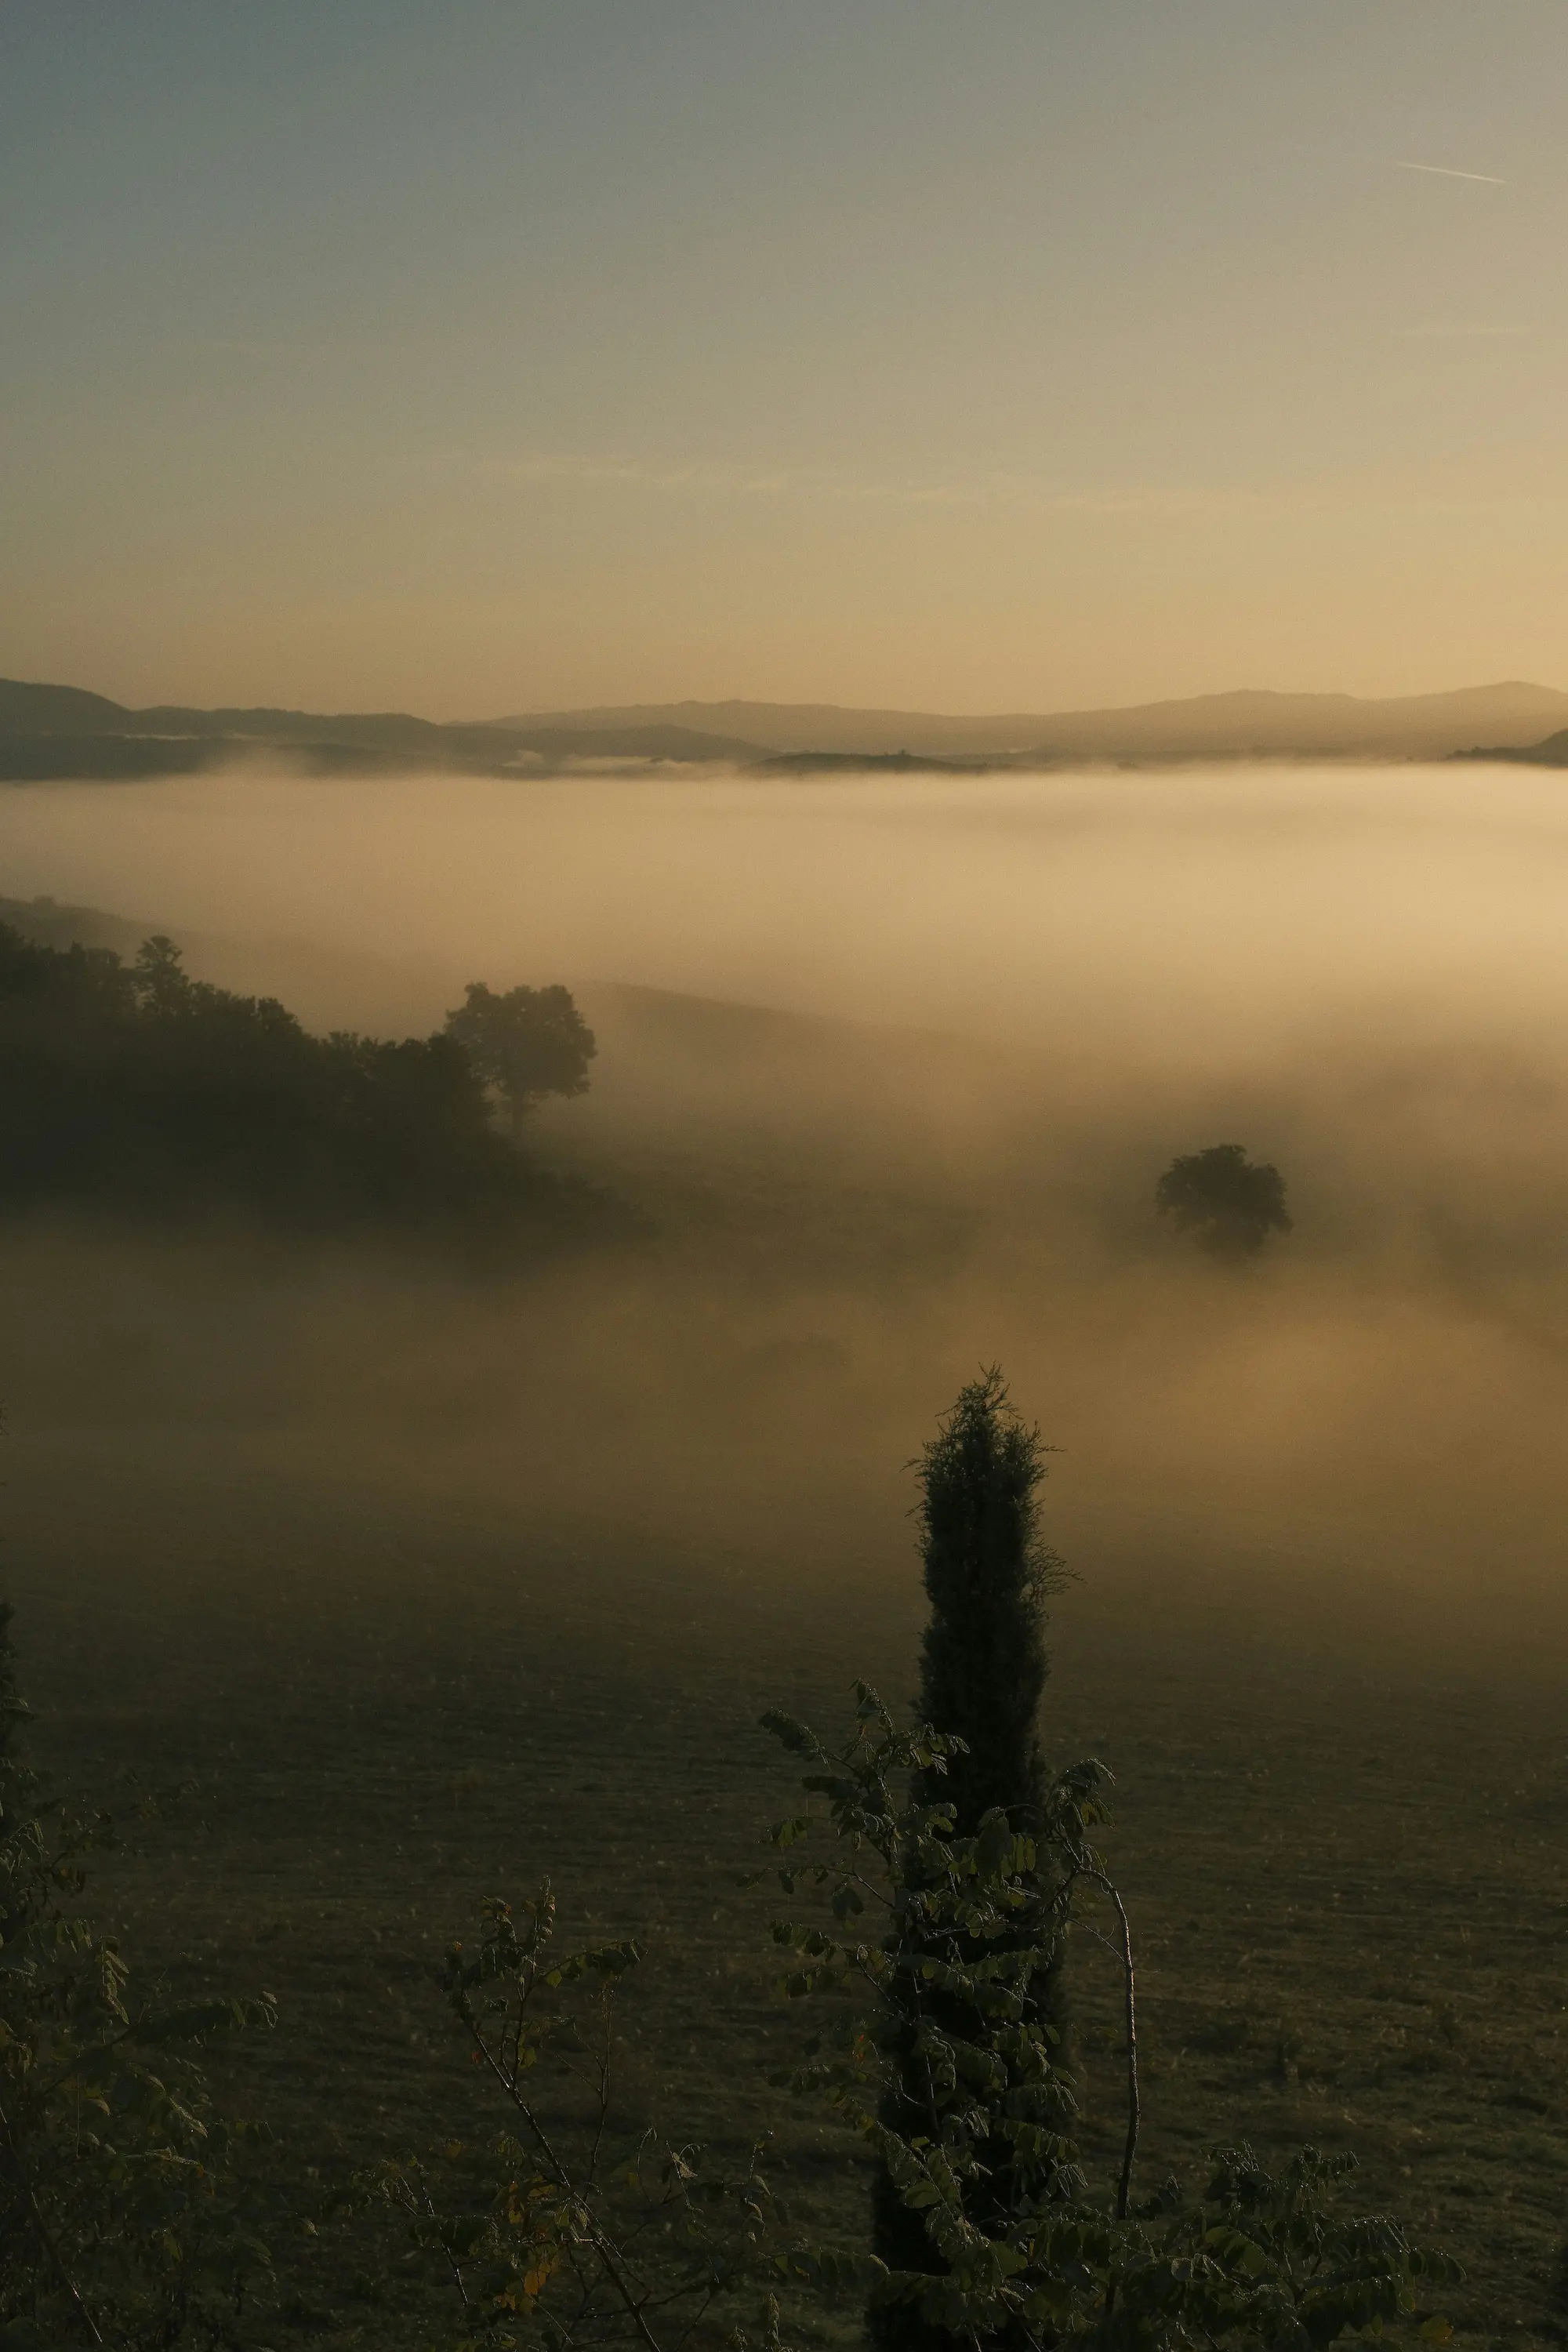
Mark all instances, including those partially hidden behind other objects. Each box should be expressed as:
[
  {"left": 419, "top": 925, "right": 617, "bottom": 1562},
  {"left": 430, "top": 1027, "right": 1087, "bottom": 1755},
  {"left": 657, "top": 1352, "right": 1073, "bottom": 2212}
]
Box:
[
  {"left": 1156, "top": 1142, "right": 1291, "bottom": 1258},
  {"left": 0, "top": 921, "right": 593, "bottom": 1243},
  {"left": 444, "top": 981, "right": 597, "bottom": 1137},
  {"left": 914, "top": 1368, "right": 1062, "bottom": 1835},
  {"left": 131, "top": 931, "right": 196, "bottom": 1017},
  {"left": 870, "top": 1370, "right": 1067, "bottom": 2352}
]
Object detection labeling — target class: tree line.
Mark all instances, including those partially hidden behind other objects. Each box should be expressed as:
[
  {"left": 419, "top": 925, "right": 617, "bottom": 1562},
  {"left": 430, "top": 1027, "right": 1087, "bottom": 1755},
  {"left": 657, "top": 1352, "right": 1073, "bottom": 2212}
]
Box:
[
  {"left": 0, "top": 924, "right": 599, "bottom": 1244},
  {"left": 2, "top": 912, "right": 1300, "bottom": 1272}
]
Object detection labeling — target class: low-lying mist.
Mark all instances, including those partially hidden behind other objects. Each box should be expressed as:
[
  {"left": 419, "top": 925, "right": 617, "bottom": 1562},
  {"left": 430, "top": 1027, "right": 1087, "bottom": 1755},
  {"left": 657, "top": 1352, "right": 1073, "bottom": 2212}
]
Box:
[
  {"left": 7, "top": 760, "right": 1568, "bottom": 1047},
  {"left": 3, "top": 757, "right": 1568, "bottom": 1671}
]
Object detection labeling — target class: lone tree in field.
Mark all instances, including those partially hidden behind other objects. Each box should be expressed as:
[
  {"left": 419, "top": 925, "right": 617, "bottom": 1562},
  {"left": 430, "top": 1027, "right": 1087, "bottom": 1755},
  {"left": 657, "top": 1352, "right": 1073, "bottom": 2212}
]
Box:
[
  {"left": 444, "top": 981, "right": 596, "bottom": 1138},
  {"left": 1155, "top": 1141, "right": 1290, "bottom": 1259}
]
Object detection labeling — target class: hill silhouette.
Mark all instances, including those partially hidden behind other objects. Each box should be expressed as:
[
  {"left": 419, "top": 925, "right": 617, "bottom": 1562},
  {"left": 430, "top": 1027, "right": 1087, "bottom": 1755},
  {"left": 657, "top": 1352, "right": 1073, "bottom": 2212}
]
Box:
[
  {"left": 0, "top": 913, "right": 614, "bottom": 1250},
  {"left": 5, "top": 673, "right": 1568, "bottom": 780},
  {"left": 499, "top": 681, "right": 1568, "bottom": 762},
  {"left": 1451, "top": 726, "right": 1568, "bottom": 768},
  {"left": 0, "top": 679, "right": 764, "bottom": 779}
]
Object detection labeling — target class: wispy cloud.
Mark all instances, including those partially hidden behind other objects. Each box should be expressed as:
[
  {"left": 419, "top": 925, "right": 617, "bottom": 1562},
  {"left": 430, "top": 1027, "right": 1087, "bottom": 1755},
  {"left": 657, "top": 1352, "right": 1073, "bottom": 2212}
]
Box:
[
  {"left": 476, "top": 449, "right": 1299, "bottom": 521},
  {"left": 1392, "top": 159, "right": 1504, "bottom": 186},
  {"left": 430, "top": 446, "right": 1555, "bottom": 529},
  {"left": 1395, "top": 322, "right": 1534, "bottom": 340}
]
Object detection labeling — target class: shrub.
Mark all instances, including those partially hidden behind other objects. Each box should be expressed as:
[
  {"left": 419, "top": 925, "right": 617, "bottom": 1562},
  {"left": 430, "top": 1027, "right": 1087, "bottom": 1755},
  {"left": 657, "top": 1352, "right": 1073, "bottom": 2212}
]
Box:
[{"left": 0, "top": 1600, "right": 277, "bottom": 2348}]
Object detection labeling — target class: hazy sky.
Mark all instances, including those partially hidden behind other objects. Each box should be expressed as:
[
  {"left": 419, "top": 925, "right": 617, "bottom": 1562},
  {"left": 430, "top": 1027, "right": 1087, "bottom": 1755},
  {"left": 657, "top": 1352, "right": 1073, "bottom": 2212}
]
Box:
[{"left": 2, "top": 2, "right": 1564, "bottom": 717}]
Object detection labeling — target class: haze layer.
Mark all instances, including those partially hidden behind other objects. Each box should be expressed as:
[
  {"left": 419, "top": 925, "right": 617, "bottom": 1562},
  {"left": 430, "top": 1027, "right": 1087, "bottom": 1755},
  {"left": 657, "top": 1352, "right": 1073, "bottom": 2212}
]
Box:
[{"left": 2, "top": 758, "right": 1564, "bottom": 1662}]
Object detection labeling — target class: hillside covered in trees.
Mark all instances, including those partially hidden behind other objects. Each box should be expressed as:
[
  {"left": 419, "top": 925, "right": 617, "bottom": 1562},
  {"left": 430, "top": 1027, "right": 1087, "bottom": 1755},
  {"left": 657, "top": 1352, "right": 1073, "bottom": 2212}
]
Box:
[{"left": 0, "top": 920, "right": 604, "bottom": 1245}]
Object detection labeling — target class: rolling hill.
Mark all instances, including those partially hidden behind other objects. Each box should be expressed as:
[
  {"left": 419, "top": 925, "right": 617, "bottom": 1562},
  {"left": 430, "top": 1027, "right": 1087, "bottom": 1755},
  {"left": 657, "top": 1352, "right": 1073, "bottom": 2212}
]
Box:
[
  {"left": 499, "top": 681, "right": 1568, "bottom": 762},
  {"left": 5, "top": 673, "right": 1568, "bottom": 780},
  {"left": 0, "top": 679, "right": 764, "bottom": 778}
]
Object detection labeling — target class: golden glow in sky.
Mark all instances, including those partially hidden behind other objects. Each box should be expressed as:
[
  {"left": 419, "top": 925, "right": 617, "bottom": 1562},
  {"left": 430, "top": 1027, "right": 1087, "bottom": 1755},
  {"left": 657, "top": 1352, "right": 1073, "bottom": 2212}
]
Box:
[{"left": 2, "top": 2, "right": 1563, "bottom": 716}]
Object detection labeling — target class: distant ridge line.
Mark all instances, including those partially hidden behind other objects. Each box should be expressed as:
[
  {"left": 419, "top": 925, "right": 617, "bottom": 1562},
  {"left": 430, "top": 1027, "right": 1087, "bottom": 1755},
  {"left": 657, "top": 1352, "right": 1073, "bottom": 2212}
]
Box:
[
  {"left": 494, "top": 681, "right": 1568, "bottom": 761},
  {"left": 3, "top": 674, "right": 1568, "bottom": 776}
]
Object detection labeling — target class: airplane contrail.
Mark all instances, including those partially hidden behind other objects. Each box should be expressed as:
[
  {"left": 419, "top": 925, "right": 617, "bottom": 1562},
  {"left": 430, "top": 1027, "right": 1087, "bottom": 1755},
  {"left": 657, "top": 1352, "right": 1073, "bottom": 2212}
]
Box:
[{"left": 1392, "top": 159, "right": 1504, "bottom": 185}]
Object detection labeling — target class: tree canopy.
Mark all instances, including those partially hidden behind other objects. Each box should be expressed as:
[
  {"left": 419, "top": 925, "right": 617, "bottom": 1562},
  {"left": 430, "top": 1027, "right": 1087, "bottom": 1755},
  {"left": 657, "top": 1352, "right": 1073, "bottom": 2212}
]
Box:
[
  {"left": 444, "top": 981, "right": 597, "bottom": 1135},
  {"left": 1155, "top": 1142, "right": 1291, "bottom": 1259},
  {"left": 0, "top": 921, "right": 601, "bottom": 1247},
  {"left": 914, "top": 1367, "right": 1062, "bottom": 1835}
]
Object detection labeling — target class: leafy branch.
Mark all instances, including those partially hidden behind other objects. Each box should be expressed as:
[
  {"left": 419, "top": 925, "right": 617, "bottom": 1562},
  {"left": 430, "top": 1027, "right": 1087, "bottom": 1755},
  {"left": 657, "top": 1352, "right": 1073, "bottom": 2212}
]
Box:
[
  {"left": 365, "top": 1882, "right": 789, "bottom": 2351},
  {"left": 760, "top": 1685, "right": 1460, "bottom": 2350}
]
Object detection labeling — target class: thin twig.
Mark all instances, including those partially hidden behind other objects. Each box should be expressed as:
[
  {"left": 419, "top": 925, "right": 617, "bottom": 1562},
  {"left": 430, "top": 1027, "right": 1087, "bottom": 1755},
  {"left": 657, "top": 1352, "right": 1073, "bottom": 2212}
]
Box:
[
  {"left": 465, "top": 2016, "right": 665, "bottom": 2352},
  {"left": 1082, "top": 1867, "right": 1138, "bottom": 2222},
  {"left": 424, "top": 2187, "right": 472, "bottom": 2310},
  {"left": 32, "top": 2186, "right": 107, "bottom": 2345},
  {"left": 587, "top": 1984, "right": 615, "bottom": 2180},
  {"left": 0, "top": 2098, "right": 107, "bottom": 2346}
]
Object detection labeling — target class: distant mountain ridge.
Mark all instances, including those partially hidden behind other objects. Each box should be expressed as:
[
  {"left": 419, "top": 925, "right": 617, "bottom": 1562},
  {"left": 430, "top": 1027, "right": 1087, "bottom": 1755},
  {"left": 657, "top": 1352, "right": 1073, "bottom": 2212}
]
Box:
[
  {"left": 499, "top": 681, "right": 1568, "bottom": 761},
  {"left": 4, "top": 673, "right": 1568, "bottom": 779},
  {"left": 0, "top": 679, "right": 766, "bottom": 776},
  {"left": 1452, "top": 726, "right": 1568, "bottom": 770}
]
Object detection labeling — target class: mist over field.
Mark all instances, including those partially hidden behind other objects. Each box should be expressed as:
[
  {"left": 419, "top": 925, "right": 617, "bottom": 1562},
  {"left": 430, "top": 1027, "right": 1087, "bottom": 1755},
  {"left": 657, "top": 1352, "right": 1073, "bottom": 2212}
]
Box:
[
  {"left": 15, "top": 9, "right": 1568, "bottom": 2335},
  {"left": 4, "top": 758, "right": 1567, "bottom": 1668},
  {"left": 5, "top": 757, "right": 1568, "bottom": 2340}
]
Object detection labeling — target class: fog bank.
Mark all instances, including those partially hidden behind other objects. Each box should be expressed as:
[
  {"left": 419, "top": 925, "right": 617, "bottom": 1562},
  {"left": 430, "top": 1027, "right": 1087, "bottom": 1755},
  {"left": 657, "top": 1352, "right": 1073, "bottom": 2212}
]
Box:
[
  {"left": 3, "top": 758, "right": 1568, "bottom": 1662},
  {"left": 5, "top": 760, "right": 1568, "bottom": 1052}
]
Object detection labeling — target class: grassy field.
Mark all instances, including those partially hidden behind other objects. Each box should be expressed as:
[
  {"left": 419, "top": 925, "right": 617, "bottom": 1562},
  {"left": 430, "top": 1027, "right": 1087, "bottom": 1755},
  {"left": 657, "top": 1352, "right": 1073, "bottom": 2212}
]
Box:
[
  {"left": 5, "top": 1415, "right": 1566, "bottom": 2349},
  {"left": 4, "top": 909, "right": 1568, "bottom": 2346}
]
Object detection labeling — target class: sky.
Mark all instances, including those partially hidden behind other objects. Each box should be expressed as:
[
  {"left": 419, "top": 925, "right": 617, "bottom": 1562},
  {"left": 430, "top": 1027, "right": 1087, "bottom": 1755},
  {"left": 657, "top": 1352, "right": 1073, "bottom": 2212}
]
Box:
[{"left": 1, "top": 1, "right": 1564, "bottom": 719}]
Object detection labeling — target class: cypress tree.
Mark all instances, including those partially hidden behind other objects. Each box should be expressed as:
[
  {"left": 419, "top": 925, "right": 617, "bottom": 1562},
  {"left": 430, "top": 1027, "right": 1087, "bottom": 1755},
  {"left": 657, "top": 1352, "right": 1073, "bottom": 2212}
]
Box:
[
  {"left": 869, "top": 1370, "right": 1066, "bottom": 2352},
  {"left": 913, "top": 1367, "right": 1061, "bottom": 1834}
]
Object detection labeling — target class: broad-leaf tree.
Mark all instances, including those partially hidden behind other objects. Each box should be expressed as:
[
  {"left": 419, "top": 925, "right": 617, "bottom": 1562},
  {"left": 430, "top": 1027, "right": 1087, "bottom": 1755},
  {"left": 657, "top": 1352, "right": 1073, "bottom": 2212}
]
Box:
[
  {"left": 0, "top": 922, "right": 592, "bottom": 1244},
  {"left": 445, "top": 982, "right": 597, "bottom": 1137},
  {"left": 1155, "top": 1144, "right": 1291, "bottom": 1259}
]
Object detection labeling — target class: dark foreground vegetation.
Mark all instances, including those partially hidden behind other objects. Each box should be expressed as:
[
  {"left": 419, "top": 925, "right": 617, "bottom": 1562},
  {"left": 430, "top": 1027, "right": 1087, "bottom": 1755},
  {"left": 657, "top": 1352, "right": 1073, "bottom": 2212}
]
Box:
[
  {"left": 4, "top": 1411, "right": 1566, "bottom": 2349},
  {"left": 0, "top": 923, "right": 605, "bottom": 1250},
  {"left": 3, "top": 1379, "right": 1472, "bottom": 2350}
]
